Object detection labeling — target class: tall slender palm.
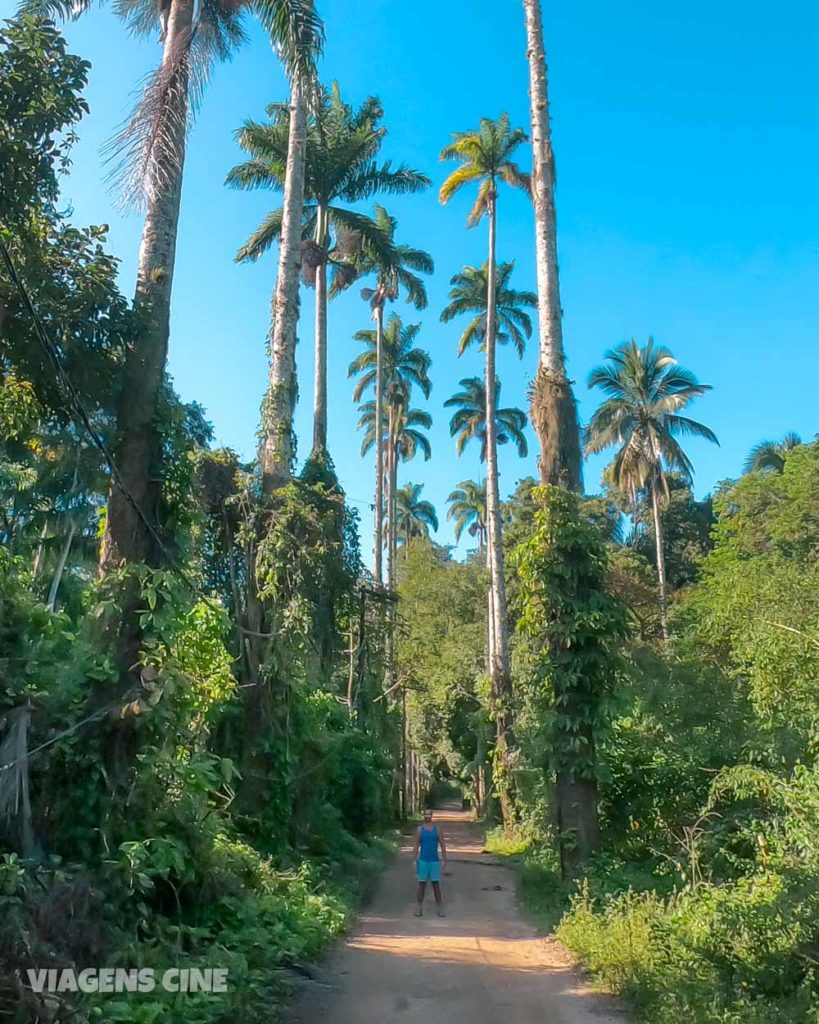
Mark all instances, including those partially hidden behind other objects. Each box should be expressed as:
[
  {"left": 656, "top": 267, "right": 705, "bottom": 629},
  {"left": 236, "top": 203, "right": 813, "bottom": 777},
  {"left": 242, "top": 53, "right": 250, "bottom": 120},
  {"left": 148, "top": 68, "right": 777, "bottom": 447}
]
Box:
[
  {"left": 441, "top": 262, "right": 536, "bottom": 358},
  {"left": 445, "top": 377, "right": 528, "bottom": 462},
  {"left": 228, "top": 86, "right": 429, "bottom": 459},
  {"left": 585, "top": 338, "right": 718, "bottom": 640},
  {"left": 349, "top": 310, "right": 432, "bottom": 581},
  {"left": 32, "top": 0, "right": 324, "bottom": 559},
  {"left": 394, "top": 483, "right": 438, "bottom": 550},
  {"left": 743, "top": 432, "right": 803, "bottom": 474},
  {"left": 521, "top": 0, "right": 582, "bottom": 493},
  {"left": 359, "top": 396, "right": 432, "bottom": 588},
  {"left": 447, "top": 480, "right": 488, "bottom": 552},
  {"left": 345, "top": 206, "right": 432, "bottom": 583},
  {"left": 439, "top": 114, "right": 529, "bottom": 826}
]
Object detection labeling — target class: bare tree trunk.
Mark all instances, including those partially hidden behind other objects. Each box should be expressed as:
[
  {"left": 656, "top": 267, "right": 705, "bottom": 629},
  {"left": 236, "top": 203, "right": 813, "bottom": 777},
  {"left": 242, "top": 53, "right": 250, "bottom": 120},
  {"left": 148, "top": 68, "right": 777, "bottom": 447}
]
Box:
[
  {"left": 100, "top": 0, "right": 193, "bottom": 572},
  {"left": 651, "top": 483, "right": 669, "bottom": 641},
  {"left": 46, "top": 520, "right": 76, "bottom": 612},
  {"left": 311, "top": 206, "right": 328, "bottom": 456},
  {"left": 484, "top": 192, "right": 517, "bottom": 829},
  {"left": 522, "top": 0, "right": 582, "bottom": 493},
  {"left": 261, "top": 74, "right": 307, "bottom": 492},
  {"left": 373, "top": 303, "right": 385, "bottom": 583},
  {"left": 485, "top": 537, "right": 495, "bottom": 674},
  {"left": 32, "top": 518, "right": 48, "bottom": 578},
  {"left": 311, "top": 259, "right": 328, "bottom": 454}
]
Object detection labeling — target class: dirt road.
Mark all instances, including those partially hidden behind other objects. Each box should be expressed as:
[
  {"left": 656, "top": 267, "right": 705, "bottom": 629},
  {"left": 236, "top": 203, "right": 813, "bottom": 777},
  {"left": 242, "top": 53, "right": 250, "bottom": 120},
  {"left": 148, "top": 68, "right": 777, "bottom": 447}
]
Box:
[{"left": 285, "top": 808, "right": 627, "bottom": 1024}]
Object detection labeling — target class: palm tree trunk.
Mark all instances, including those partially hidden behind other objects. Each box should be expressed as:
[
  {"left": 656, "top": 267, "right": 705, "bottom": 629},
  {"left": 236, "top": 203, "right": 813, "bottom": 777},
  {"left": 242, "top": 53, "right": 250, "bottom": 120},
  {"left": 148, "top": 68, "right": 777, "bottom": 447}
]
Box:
[
  {"left": 484, "top": 191, "right": 517, "bottom": 829},
  {"left": 651, "top": 482, "right": 669, "bottom": 641},
  {"left": 261, "top": 73, "right": 307, "bottom": 492},
  {"left": 312, "top": 206, "right": 328, "bottom": 455},
  {"left": 485, "top": 538, "right": 495, "bottom": 675},
  {"left": 47, "top": 520, "right": 76, "bottom": 612},
  {"left": 32, "top": 518, "right": 48, "bottom": 578},
  {"left": 99, "top": 0, "right": 193, "bottom": 572},
  {"left": 373, "top": 303, "right": 385, "bottom": 583},
  {"left": 522, "top": 0, "right": 582, "bottom": 493}
]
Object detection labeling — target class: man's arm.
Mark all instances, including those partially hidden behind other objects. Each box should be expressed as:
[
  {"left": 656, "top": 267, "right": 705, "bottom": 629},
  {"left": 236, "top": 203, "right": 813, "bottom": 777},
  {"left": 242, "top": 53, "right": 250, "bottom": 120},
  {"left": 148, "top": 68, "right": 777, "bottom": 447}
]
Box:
[
  {"left": 412, "top": 828, "right": 420, "bottom": 862},
  {"left": 439, "top": 830, "right": 447, "bottom": 865}
]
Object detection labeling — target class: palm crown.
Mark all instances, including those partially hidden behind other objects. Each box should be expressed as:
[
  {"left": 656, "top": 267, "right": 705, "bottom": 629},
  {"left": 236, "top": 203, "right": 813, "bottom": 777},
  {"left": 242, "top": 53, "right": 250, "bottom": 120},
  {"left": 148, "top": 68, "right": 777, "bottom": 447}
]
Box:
[
  {"left": 358, "top": 400, "right": 432, "bottom": 462},
  {"left": 743, "top": 432, "right": 802, "bottom": 475},
  {"left": 445, "top": 377, "right": 528, "bottom": 461},
  {"left": 347, "top": 205, "right": 433, "bottom": 310},
  {"left": 447, "top": 480, "right": 487, "bottom": 544},
  {"left": 395, "top": 483, "right": 439, "bottom": 545},
  {"left": 441, "top": 261, "right": 536, "bottom": 357},
  {"left": 585, "top": 338, "right": 718, "bottom": 504},
  {"left": 439, "top": 113, "right": 530, "bottom": 225},
  {"left": 227, "top": 83, "right": 429, "bottom": 269},
  {"left": 348, "top": 316, "right": 432, "bottom": 404}
]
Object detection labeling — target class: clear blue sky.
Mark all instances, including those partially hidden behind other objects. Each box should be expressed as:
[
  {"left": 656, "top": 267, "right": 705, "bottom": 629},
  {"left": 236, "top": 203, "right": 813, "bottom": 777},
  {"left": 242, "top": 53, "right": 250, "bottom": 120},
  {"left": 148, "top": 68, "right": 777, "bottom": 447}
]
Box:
[{"left": 5, "top": 0, "right": 819, "bottom": 558}]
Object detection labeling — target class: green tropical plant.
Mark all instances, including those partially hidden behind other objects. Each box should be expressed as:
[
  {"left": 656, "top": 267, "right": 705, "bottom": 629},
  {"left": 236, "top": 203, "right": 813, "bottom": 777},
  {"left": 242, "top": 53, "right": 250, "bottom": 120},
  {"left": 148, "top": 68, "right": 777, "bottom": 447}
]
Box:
[
  {"left": 440, "top": 261, "right": 536, "bottom": 357},
  {"left": 585, "top": 338, "right": 718, "bottom": 639},
  {"left": 394, "top": 483, "right": 438, "bottom": 549},
  {"left": 447, "top": 480, "right": 487, "bottom": 550},
  {"left": 743, "top": 432, "right": 803, "bottom": 475},
  {"left": 445, "top": 377, "right": 528, "bottom": 461},
  {"left": 228, "top": 83, "right": 429, "bottom": 458}
]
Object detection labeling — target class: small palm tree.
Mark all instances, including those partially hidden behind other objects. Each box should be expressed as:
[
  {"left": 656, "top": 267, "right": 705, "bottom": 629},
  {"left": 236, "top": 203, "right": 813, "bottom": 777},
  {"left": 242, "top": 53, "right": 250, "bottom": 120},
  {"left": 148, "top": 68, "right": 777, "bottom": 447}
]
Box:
[
  {"left": 441, "top": 262, "right": 536, "bottom": 357},
  {"left": 228, "top": 83, "right": 429, "bottom": 458},
  {"left": 743, "top": 432, "right": 802, "bottom": 474},
  {"left": 585, "top": 338, "right": 718, "bottom": 640},
  {"left": 445, "top": 377, "right": 528, "bottom": 461},
  {"left": 447, "top": 480, "right": 487, "bottom": 552},
  {"left": 439, "top": 114, "right": 529, "bottom": 825},
  {"left": 344, "top": 206, "right": 432, "bottom": 583},
  {"left": 395, "top": 483, "right": 438, "bottom": 549}
]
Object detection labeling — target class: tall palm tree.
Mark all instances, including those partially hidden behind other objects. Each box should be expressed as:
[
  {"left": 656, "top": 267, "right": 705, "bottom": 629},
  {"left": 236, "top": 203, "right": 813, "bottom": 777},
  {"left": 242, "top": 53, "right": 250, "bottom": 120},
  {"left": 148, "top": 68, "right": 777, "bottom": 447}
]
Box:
[
  {"left": 521, "top": 0, "right": 582, "bottom": 493},
  {"left": 358, "top": 396, "right": 432, "bottom": 588},
  {"left": 439, "top": 114, "right": 529, "bottom": 827},
  {"left": 228, "top": 85, "right": 429, "bottom": 459},
  {"left": 441, "top": 261, "right": 536, "bottom": 358},
  {"left": 447, "top": 480, "right": 488, "bottom": 552},
  {"left": 350, "top": 311, "right": 432, "bottom": 581},
  {"left": 394, "top": 483, "right": 438, "bottom": 549},
  {"left": 445, "top": 377, "right": 528, "bottom": 462},
  {"left": 32, "top": 0, "right": 324, "bottom": 559},
  {"left": 585, "top": 338, "right": 718, "bottom": 640},
  {"left": 345, "top": 207, "right": 433, "bottom": 582},
  {"left": 743, "top": 432, "right": 803, "bottom": 474}
]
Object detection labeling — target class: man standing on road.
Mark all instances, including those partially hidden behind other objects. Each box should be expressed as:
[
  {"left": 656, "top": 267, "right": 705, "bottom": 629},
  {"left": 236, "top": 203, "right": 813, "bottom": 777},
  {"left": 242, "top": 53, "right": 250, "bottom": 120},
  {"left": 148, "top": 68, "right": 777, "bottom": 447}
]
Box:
[{"left": 413, "top": 808, "right": 447, "bottom": 917}]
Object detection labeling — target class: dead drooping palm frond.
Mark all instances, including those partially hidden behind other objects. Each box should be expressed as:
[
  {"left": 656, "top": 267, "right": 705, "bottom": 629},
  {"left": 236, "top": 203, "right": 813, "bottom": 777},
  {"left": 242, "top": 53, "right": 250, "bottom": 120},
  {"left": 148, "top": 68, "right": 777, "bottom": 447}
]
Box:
[{"left": 103, "top": 0, "right": 249, "bottom": 210}]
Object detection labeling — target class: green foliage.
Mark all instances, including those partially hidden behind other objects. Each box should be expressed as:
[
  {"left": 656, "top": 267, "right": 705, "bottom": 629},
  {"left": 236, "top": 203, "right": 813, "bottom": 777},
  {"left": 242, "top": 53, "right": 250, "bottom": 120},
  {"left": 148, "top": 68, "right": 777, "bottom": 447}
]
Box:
[{"left": 514, "top": 486, "right": 629, "bottom": 781}]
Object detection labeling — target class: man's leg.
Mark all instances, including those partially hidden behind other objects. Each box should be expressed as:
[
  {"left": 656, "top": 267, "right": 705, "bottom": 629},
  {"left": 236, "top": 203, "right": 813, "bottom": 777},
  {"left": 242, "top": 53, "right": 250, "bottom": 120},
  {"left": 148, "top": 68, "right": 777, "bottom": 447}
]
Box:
[
  {"left": 432, "top": 881, "right": 443, "bottom": 906},
  {"left": 415, "top": 880, "right": 426, "bottom": 913}
]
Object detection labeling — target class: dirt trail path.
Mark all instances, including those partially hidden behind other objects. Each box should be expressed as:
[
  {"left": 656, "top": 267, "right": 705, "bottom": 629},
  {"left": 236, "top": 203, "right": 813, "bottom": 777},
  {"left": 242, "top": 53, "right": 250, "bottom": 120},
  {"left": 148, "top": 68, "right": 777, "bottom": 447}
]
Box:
[{"left": 285, "top": 807, "right": 627, "bottom": 1024}]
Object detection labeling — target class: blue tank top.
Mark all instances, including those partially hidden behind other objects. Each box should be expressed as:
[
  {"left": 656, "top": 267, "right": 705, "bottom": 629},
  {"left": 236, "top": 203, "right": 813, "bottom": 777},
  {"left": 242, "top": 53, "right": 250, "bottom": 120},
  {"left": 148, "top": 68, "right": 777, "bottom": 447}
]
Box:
[{"left": 419, "top": 824, "right": 439, "bottom": 862}]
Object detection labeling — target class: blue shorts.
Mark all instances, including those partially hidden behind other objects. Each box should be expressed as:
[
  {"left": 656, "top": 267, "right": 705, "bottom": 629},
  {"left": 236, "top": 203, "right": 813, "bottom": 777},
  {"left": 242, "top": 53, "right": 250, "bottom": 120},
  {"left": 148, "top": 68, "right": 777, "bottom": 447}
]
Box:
[{"left": 417, "top": 860, "right": 441, "bottom": 883}]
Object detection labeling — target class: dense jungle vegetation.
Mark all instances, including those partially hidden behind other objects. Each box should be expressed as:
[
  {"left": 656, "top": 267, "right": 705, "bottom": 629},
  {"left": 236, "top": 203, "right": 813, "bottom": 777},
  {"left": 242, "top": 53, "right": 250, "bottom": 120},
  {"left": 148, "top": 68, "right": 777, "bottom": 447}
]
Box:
[{"left": 1, "top": 3, "right": 818, "bottom": 1024}]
